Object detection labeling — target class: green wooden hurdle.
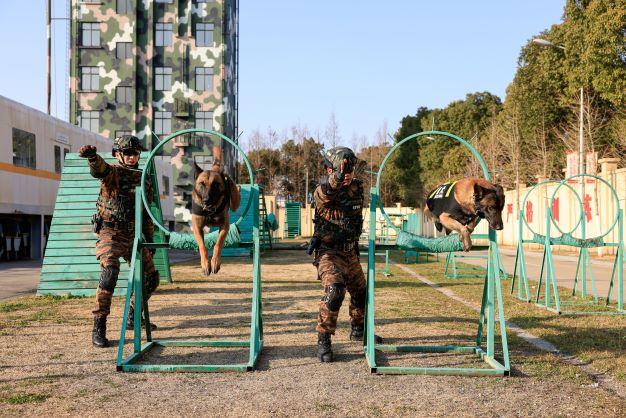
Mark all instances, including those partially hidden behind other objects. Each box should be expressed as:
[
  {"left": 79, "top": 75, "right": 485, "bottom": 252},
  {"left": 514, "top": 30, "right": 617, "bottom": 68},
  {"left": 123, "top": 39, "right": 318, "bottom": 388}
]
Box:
[
  {"left": 511, "top": 176, "right": 624, "bottom": 315},
  {"left": 116, "top": 129, "right": 263, "bottom": 372},
  {"left": 364, "top": 131, "right": 510, "bottom": 376}
]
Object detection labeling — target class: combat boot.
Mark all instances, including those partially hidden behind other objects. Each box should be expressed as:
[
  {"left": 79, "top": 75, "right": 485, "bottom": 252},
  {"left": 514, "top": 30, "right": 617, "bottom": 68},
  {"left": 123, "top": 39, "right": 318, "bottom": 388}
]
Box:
[
  {"left": 126, "top": 306, "right": 157, "bottom": 331},
  {"left": 92, "top": 316, "right": 109, "bottom": 348},
  {"left": 317, "top": 332, "right": 333, "bottom": 363},
  {"left": 350, "top": 324, "right": 383, "bottom": 343}
]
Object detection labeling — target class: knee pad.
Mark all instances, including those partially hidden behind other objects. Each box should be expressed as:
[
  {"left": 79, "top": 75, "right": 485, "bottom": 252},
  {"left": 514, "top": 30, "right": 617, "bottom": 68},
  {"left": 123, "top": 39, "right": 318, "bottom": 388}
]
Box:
[
  {"left": 98, "top": 266, "right": 120, "bottom": 292},
  {"left": 145, "top": 271, "right": 159, "bottom": 294},
  {"left": 323, "top": 283, "right": 346, "bottom": 311},
  {"left": 350, "top": 287, "right": 366, "bottom": 310}
]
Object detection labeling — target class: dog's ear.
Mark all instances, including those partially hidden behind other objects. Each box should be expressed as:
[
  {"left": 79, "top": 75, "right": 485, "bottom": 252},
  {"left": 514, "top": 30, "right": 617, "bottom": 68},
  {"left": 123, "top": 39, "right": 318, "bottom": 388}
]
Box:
[
  {"left": 493, "top": 184, "right": 505, "bottom": 206},
  {"left": 194, "top": 162, "right": 203, "bottom": 179},
  {"left": 473, "top": 183, "right": 485, "bottom": 200}
]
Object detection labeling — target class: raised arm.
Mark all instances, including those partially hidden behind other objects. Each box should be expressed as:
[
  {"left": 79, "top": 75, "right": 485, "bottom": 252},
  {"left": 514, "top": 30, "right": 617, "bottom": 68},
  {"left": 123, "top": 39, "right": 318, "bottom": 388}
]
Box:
[{"left": 78, "top": 145, "right": 112, "bottom": 179}]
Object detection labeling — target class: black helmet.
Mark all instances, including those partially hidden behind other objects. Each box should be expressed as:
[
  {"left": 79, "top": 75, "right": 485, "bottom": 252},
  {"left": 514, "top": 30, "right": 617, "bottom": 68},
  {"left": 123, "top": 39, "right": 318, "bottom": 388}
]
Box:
[
  {"left": 323, "top": 146, "right": 357, "bottom": 172},
  {"left": 112, "top": 135, "right": 143, "bottom": 157}
]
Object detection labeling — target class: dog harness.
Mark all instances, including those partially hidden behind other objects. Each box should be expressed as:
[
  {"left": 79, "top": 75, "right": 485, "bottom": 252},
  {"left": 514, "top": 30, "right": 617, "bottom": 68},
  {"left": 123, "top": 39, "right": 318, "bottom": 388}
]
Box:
[
  {"left": 426, "top": 181, "right": 478, "bottom": 226},
  {"left": 191, "top": 173, "right": 232, "bottom": 220}
]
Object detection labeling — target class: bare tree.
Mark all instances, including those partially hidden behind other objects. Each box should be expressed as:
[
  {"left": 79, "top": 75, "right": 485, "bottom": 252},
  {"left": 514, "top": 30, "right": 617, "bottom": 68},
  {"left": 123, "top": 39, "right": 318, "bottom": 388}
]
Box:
[
  {"left": 324, "top": 111, "right": 341, "bottom": 147},
  {"left": 498, "top": 107, "right": 524, "bottom": 214},
  {"left": 554, "top": 90, "right": 610, "bottom": 159},
  {"left": 529, "top": 114, "right": 551, "bottom": 179}
]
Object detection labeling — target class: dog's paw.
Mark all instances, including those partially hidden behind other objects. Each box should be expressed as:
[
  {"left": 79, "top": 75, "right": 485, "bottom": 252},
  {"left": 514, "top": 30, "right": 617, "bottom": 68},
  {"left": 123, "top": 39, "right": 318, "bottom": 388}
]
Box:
[
  {"left": 211, "top": 256, "right": 221, "bottom": 274},
  {"left": 201, "top": 258, "right": 212, "bottom": 276},
  {"left": 462, "top": 239, "right": 473, "bottom": 252}
]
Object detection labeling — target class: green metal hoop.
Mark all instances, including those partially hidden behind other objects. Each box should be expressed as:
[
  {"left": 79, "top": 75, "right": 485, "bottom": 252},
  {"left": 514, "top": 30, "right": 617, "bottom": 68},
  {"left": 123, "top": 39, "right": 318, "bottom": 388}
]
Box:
[
  {"left": 140, "top": 128, "right": 255, "bottom": 236},
  {"left": 521, "top": 179, "right": 582, "bottom": 238},
  {"left": 374, "top": 130, "right": 490, "bottom": 232},
  {"left": 550, "top": 173, "right": 621, "bottom": 241}
]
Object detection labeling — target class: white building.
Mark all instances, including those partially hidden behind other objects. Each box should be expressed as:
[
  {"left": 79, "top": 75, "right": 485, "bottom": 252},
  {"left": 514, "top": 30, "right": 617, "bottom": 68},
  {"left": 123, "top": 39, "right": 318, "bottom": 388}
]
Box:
[{"left": 0, "top": 95, "right": 174, "bottom": 261}]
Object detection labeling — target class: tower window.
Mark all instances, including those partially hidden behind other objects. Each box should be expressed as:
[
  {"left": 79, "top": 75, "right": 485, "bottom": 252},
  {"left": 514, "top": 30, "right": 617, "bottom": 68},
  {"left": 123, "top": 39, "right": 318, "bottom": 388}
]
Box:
[
  {"left": 155, "top": 22, "right": 173, "bottom": 47},
  {"left": 117, "top": 0, "right": 132, "bottom": 13},
  {"left": 116, "top": 86, "right": 133, "bottom": 104},
  {"left": 195, "top": 111, "right": 213, "bottom": 130},
  {"left": 80, "top": 110, "right": 100, "bottom": 133},
  {"left": 195, "top": 67, "right": 213, "bottom": 91},
  {"left": 196, "top": 23, "right": 214, "bottom": 47},
  {"left": 155, "top": 67, "right": 172, "bottom": 91},
  {"left": 80, "top": 22, "right": 100, "bottom": 47},
  {"left": 154, "top": 111, "right": 172, "bottom": 135},
  {"left": 116, "top": 42, "right": 132, "bottom": 59},
  {"left": 81, "top": 67, "right": 99, "bottom": 91}
]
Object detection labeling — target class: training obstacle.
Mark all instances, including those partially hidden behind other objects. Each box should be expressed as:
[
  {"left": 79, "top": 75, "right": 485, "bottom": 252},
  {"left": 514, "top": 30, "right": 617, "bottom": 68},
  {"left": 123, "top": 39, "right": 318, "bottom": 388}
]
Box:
[
  {"left": 511, "top": 175, "right": 624, "bottom": 315},
  {"left": 116, "top": 129, "right": 263, "bottom": 372},
  {"left": 365, "top": 130, "right": 510, "bottom": 376},
  {"left": 444, "top": 233, "right": 508, "bottom": 280},
  {"left": 38, "top": 154, "right": 172, "bottom": 296}
]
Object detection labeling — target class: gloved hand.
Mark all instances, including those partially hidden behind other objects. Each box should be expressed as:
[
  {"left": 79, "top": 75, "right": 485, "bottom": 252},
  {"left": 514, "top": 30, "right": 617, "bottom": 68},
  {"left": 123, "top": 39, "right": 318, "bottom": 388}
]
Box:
[
  {"left": 333, "top": 159, "right": 348, "bottom": 183},
  {"left": 78, "top": 145, "right": 97, "bottom": 159}
]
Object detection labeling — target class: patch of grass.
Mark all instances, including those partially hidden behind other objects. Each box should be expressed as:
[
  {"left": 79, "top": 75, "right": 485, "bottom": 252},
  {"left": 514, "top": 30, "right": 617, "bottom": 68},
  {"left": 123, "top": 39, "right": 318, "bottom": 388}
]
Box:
[
  {"left": 49, "top": 353, "right": 64, "bottom": 360},
  {"left": 0, "top": 393, "right": 49, "bottom": 404},
  {"left": 0, "top": 295, "right": 84, "bottom": 313},
  {"left": 394, "top": 254, "right": 626, "bottom": 382},
  {"left": 315, "top": 402, "right": 337, "bottom": 413}
]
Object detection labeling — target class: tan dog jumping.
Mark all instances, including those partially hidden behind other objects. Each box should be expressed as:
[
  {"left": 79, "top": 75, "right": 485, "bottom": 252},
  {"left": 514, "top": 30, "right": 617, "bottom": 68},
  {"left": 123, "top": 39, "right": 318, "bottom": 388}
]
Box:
[
  {"left": 425, "top": 177, "right": 505, "bottom": 251},
  {"left": 191, "top": 149, "right": 240, "bottom": 276}
]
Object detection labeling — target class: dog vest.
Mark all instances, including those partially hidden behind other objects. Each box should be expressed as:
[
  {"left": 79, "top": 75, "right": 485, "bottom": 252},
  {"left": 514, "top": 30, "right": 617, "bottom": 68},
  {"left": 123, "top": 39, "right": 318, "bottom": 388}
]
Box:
[{"left": 426, "top": 181, "right": 476, "bottom": 226}]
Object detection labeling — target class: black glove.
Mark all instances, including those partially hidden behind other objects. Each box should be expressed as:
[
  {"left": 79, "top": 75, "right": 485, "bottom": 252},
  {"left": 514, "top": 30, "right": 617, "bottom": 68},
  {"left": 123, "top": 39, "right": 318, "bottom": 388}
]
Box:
[{"left": 78, "top": 145, "right": 97, "bottom": 159}]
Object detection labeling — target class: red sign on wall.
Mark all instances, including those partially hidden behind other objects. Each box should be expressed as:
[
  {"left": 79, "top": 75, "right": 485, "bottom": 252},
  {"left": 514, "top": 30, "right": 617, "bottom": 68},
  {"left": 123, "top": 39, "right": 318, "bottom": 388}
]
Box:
[
  {"left": 525, "top": 201, "right": 533, "bottom": 223},
  {"left": 552, "top": 197, "right": 559, "bottom": 221}
]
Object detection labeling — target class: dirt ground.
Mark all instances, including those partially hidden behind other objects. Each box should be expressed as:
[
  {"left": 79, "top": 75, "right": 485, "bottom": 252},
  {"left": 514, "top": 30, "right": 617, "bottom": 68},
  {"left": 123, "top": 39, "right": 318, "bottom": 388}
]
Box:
[{"left": 1, "top": 250, "right": 625, "bottom": 417}]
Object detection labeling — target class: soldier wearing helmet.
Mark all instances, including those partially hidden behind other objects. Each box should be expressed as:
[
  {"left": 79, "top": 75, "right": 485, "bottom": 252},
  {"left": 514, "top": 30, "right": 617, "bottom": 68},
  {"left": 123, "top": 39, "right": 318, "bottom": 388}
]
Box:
[
  {"left": 78, "top": 135, "right": 159, "bottom": 348},
  {"left": 311, "top": 146, "right": 381, "bottom": 362}
]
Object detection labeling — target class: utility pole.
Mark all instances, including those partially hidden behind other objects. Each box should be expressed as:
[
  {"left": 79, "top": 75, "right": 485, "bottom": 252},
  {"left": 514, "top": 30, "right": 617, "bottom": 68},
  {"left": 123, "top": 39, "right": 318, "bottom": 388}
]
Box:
[
  {"left": 579, "top": 86, "right": 585, "bottom": 175},
  {"left": 47, "top": 0, "right": 52, "bottom": 115}
]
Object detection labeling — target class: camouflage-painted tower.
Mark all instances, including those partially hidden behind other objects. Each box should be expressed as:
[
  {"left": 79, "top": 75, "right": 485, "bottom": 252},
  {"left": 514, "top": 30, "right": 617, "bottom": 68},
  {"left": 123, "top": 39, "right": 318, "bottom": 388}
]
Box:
[{"left": 69, "top": 0, "right": 238, "bottom": 229}]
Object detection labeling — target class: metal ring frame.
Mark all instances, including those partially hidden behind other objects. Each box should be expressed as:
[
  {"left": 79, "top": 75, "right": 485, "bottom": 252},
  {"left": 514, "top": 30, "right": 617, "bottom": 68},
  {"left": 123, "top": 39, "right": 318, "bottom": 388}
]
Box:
[
  {"left": 549, "top": 173, "right": 620, "bottom": 240},
  {"left": 140, "top": 128, "right": 255, "bottom": 236},
  {"left": 374, "top": 130, "right": 491, "bottom": 232},
  {"left": 521, "top": 179, "right": 583, "bottom": 238}
]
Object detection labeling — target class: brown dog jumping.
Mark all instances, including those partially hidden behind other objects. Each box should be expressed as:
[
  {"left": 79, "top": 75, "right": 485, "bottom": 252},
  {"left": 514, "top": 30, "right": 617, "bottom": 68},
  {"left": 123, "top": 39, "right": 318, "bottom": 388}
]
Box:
[
  {"left": 424, "top": 178, "right": 505, "bottom": 251},
  {"left": 191, "top": 149, "right": 240, "bottom": 276}
]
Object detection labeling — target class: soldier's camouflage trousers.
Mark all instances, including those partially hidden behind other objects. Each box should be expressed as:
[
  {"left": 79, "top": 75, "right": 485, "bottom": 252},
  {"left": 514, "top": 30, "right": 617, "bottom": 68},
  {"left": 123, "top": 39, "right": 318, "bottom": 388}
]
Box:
[
  {"left": 316, "top": 249, "right": 366, "bottom": 334},
  {"left": 92, "top": 227, "right": 159, "bottom": 318}
]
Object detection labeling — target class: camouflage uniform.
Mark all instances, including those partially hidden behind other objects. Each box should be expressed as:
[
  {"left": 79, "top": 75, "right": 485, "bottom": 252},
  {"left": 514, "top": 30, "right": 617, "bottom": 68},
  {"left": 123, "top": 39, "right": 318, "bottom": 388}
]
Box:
[
  {"left": 313, "top": 176, "right": 365, "bottom": 335},
  {"left": 88, "top": 153, "right": 159, "bottom": 319}
]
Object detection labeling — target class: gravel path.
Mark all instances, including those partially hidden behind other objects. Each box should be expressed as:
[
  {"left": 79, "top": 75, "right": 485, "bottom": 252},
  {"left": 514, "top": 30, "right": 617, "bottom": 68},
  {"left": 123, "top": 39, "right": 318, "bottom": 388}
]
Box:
[{"left": 1, "top": 251, "right": 624, "bottom": 417}]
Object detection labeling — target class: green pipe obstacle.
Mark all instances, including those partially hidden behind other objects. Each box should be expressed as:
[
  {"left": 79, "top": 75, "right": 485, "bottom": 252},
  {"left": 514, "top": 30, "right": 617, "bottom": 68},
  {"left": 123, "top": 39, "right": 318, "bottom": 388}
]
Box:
[
  {"left": 365, "top": 130, "right": 510, "bottom": 376},
  {"left": 511, "top": 175, "right": 624, "bottom": 315},
  {"left": 444, "top": 233, "right": 508, "bottom": 280},
  {"left": 116, "top": 129, "right": 263, "bottom": 372}
]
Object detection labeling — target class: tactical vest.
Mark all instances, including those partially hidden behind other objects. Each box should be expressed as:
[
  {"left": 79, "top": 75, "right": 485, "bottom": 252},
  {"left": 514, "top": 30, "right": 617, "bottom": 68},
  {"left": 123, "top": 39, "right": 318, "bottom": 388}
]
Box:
[
  {"left": 96, "top": 165, "right": 143, "bottom": 224},
  {"left": 314, "top": 179, "right": 364, "bottom": 243}
]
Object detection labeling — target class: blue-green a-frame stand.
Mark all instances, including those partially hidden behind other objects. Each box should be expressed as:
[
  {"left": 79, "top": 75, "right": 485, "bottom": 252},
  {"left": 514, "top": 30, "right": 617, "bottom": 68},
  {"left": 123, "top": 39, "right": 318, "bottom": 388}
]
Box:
[
  {"left": 364, "top": 131, "right": 510, "bottom": 376},
  {"left": 116, "top": 128, "right": 264, "bottom": 372}
]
